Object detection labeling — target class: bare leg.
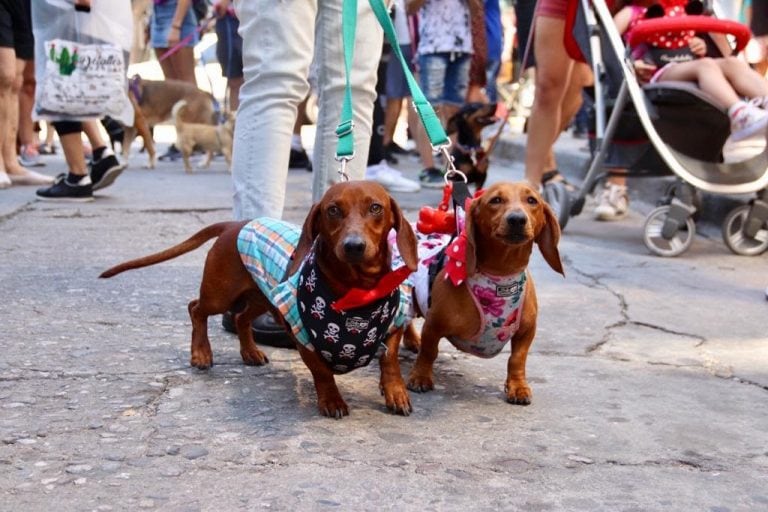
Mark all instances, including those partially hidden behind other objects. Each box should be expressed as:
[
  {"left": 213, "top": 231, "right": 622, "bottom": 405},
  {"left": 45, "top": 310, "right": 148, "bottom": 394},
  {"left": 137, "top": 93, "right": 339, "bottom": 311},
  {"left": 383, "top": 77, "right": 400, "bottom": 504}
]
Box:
[
  {"left": 170, "top": 48, "right": 197, "bottom": 86},
  {"left": 59, "top": 132, "right": 88, "bottom": 176},
  {"left": 524, "top": 16, "right": 575, "bottom": 186},
  {"left": 228, "top": 76, "right": 244, "bottom": 111},
  {"left": 657, "top": 58, "right": 740, "bottom": 108},
  {"left": 18, "top": 60, "right": 36, "bottom": 149},
  {"left": 0, "top": 48, "right": 15, "bottom": 185},
  {"left": 716, "top": 56, "right": 768, "bottom": 98},
  {"left": 382, "top": 97, "right": 404, "bottom": 147},
  {"left": 82, "top": 119, "right": 107, "bottom": 149},
  {"left": 2, "top": 58, "right": 29, "bottom": 175}
]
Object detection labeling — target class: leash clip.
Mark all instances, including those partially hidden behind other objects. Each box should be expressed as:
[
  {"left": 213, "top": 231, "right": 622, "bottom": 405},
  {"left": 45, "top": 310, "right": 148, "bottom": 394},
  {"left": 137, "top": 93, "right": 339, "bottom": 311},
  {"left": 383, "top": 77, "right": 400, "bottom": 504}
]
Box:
[
  {"left": 435, "top": 144, "right": 467, "bottom": 186},
  {"left": 335, "top": 154, "right": 354, "bottom": 182}
]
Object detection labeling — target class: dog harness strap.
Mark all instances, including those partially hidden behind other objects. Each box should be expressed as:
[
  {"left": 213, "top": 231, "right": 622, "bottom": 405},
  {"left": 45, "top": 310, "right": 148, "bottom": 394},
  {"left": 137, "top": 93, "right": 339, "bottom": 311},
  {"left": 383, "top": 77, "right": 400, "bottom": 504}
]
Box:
[
  {"left": 297, "top": 252, "right": 400, "bottom": 374},
  {"left": 448, "top": 271, "right": 528, "bottom": 358}
]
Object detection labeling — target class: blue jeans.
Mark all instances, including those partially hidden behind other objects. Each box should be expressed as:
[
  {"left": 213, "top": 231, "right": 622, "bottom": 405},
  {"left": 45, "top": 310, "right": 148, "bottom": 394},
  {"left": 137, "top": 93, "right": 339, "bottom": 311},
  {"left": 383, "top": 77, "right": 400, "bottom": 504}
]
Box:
[{"left": 418, "top": 52, "right": 471, "bottom": 107}]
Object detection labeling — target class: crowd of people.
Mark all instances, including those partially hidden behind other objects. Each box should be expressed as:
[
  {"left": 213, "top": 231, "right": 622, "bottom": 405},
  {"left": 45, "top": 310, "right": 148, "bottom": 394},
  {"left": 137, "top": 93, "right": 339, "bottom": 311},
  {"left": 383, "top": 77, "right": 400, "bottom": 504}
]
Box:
[{"left": 2, "top": 0, "right": 768, "bottom": 222}]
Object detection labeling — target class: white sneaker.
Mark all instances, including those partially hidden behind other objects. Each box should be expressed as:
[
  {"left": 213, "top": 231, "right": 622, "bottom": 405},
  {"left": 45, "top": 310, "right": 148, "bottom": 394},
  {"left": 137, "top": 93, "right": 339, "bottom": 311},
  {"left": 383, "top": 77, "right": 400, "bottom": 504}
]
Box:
[
  {"left": 0, "top": 171, "right": 10, "bottom": 189},
  {"left": 594, "top": 183, "right": 629, "bottom": 221},
  {"left": 365, "top": 161, "right": 421, "bottom": 193},
  {"left": 730, "top": 103, "right": 768, "bottom": 141},
  {"left": 749, "top": 96, "right": 768, "bottom": 110}
]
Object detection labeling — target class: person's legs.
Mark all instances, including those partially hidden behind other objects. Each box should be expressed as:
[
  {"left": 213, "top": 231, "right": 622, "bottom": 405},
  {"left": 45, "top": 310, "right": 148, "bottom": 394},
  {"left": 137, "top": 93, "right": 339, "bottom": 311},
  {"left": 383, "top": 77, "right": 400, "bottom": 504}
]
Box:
[
  {"left": 716, "top": 56, "right": 768, "bottom": 98},
  {"left": 383, "top": 97, "right": 404, "bottom": 147},
  {"left": 36, "top": 122, "right": 94, "bottom": 202},
  {"left": 231, "top": 0, "right": 317, "bottom": 219},
  {"left": 228, "top": 76, "right": 244, "bottom": 111},
  {"left": 168, "top": 47, "right": 196, "bottom": 85},
  {"left": 414, "top": 53, "right": 448, "bottom": 171},
  {"left": 18, "top": 59, "right": 38, "bottom": 164},
  {"left": 524, "top": 15, "right": 575, "bottom": 186},
  {"left": 2, "top": 57, "right": 28, "bottom": 176},
  {"left": 311, "top": 0, "right": 383, "bottom": 201},
  {"left": 657, "top": 59, "right": 740, "bottom": 107},
  {"left": 0, "top": 47, "right": 15, "bottom": 186}
]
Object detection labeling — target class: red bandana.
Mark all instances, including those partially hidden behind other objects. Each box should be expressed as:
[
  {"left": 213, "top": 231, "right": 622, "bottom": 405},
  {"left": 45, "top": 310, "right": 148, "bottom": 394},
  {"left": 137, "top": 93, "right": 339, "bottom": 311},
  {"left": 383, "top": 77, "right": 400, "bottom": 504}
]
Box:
[{"left": 330, "top": 264, "right": 413, "bottom": 313}]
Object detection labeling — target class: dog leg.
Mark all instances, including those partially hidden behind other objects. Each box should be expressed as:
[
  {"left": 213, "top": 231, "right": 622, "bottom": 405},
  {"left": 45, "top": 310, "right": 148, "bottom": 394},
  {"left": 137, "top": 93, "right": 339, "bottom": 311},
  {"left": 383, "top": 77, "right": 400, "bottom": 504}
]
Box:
[
  {"left": 505, "top": 327, "right": 535, "bottom": 405},
  {"left": 379, "top": 328, "right": 412, "bottom": 415},
  {"left": 188, "top": 299, "right": 214, "bottom": 369},
  {"left": 199, "top": 151, "right": 213, "bottom": 169},
  {"left": 402, "top": 321, "right": 421, "bottom": 353},
  {"left": 182, "top": 150, "right": 193, "bottom": 173},
  {"left": 406, "top": 321, "right": 442, "bottom": 393},
  {"left": 296, "top": 345, "right": 349, "bottom": 418},
  {"left": 233, "top": 292, "right": 270, "bottom": 366}
]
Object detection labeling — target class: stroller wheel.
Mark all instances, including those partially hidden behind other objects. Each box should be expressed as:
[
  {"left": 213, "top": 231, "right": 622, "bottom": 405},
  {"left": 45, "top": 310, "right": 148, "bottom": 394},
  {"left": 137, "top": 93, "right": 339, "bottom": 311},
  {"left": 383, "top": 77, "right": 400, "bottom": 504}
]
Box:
[
  {"left": 643, "top": 206, "right": 695, "bottom": 257},
  {"left": 542, "top": 181, "right": 571, "bottom": 229},
  {"left": 722, "top": 205, "right": 768, "bottom": 256}
]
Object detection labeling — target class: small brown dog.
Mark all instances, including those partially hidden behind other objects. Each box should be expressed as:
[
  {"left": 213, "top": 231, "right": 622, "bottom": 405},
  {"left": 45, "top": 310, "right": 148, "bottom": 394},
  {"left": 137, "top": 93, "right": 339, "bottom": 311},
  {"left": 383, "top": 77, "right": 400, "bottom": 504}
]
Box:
[
  {"left": 402, "top": 182, "right": 563, "bottom": 405},
  {"left": 172, "top": 100, "right": 235, "bottom": 172},
  {"left": 100, "top": 181, "right": 419, "bottom": 418},
  {"left": 446, "top": 103, "right": 498, "bottom": 190}
]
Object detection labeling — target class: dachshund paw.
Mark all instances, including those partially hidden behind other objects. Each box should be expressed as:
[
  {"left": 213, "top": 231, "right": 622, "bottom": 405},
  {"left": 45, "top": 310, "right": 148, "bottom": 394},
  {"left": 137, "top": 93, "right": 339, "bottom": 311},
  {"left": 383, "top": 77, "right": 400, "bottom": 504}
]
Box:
[
  {"left": 505, "top": 381, "right": 532, "bottom": 405},
  {"left": 406, "top": 373, "right": 434, "bottom": 393},
  {"left": 240, "top": 348, "right": 269, "bottom": 366},
  {"left": 317, "top": 393, "right": 349, "bottom": 419},
  {"left": 190, "top": 349, "right": 213, "bottom": 370},
  {"left": 402, "top": 335, "right": 420, "bottom": 354},
  {"left": 381, "top": 383, "right": 413, "bottom": 416}
]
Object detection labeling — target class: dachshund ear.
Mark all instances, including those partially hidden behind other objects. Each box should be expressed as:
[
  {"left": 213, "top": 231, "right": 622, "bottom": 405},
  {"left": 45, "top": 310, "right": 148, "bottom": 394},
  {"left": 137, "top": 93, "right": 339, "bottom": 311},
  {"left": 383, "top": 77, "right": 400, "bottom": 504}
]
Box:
[
  {"left": 536, "top": 203, "right": 564, "bottom": 276},
  {"left": 464, "top": 200, "right": 478, "bottom": 276},
  {"left": 390, "top": 197, "right": 418, "bottom": 271},
  {"left": 287, "top": 202, "right": 321, "bottom": 277},
  {"left": 446, "top": 111, "right": 460, "bottom": 135}
]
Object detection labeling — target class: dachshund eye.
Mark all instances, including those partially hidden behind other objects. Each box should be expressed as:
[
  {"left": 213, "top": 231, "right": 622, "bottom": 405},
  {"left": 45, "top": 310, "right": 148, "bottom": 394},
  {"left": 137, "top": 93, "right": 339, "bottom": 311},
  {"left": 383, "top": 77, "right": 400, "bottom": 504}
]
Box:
[
  {"left": 489, "top": 196, "right": 503, "bottom": 204},
  {"left": 526, "top": 196, "right": 539, "bottom": 205},
  {"left": 327, "top": 205, "right": 342, "bottom": 217},
  {"left": 369, "top": 203, "right": 383, "bottom": 215}
]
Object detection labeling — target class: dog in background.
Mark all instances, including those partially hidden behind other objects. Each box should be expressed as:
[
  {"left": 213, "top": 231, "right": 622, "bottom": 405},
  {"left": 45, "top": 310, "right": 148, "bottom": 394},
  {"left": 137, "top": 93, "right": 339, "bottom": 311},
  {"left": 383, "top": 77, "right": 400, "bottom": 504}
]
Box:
[
  {"left": 172, "top": 100, "right": 235, "bottom": 172},
  {"left": 401, "top": 182, "right": 564, "bottom": 406},
  {"left": 446, "top": 103, "right": 498, "bottom": 190},
  {"left": 103, "top": 90, "right": 157, "bottom": 169},
  {"left": 100, "top": 181, "right": 419, "bottom": 418},
  {"left": 122, "top": 76, "right": 217, "bottom": 167}
]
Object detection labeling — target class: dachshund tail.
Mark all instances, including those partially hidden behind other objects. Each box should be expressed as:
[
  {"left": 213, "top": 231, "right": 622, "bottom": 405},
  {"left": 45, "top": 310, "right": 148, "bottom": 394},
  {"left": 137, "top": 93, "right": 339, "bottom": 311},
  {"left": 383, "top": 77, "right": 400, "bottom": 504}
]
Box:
[{"left": 99, "top": 221, "right": 244, "bottom": 278}]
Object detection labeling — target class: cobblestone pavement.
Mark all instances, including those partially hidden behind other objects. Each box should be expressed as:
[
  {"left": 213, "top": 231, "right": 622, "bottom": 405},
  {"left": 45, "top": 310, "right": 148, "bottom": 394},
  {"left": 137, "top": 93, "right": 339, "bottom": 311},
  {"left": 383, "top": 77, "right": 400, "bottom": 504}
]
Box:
[{"left": 1, "top": 144, "right": 766, "bottom": 511}]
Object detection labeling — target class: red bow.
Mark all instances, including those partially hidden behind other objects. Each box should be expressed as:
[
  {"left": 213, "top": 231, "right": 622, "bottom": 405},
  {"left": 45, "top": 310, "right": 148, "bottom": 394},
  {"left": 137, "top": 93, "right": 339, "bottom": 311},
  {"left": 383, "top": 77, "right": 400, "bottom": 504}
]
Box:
[{"left": 331, "top": 265, "right": 413, "bottom": 313}]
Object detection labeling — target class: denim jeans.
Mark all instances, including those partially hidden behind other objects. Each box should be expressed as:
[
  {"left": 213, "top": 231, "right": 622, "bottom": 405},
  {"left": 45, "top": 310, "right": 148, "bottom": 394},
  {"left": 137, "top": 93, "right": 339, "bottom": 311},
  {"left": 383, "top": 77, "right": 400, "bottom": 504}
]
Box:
[
  {"left": 418, "top": 52, "right": 471, "bottom": 107},
  {"left": 231, "top": 0, "right": 383, "bottom": 220}
]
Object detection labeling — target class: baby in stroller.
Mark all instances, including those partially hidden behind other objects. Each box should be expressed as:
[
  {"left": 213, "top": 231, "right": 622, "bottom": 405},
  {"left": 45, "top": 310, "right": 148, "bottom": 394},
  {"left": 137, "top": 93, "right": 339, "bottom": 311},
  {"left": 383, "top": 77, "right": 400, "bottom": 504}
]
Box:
[{"left": 596, "top": 0, "right": 768, "bottom": 220}]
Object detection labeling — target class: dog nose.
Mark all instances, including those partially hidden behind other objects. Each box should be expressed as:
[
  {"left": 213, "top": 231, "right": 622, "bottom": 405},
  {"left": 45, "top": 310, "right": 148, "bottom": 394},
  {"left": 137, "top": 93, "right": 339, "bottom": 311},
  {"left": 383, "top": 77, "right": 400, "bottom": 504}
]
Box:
[
  {"left": 506, "top": 211, "right": 527, "bottom": 230},
  {"left": 342, "top": 236, "right": 366, "bottom": 260}
]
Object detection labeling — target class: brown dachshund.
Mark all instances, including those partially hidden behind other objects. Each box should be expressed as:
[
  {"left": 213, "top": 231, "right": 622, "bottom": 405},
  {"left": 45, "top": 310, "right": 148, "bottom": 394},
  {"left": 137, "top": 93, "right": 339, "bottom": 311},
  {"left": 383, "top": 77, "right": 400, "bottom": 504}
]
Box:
[
  {"left": 100, "top": 181, "right": 419, "bottom": 418},
  {"left": 446, "top": 102, "right": 497, "bottom": 190},
  {"left": 403, "top": 182, "right": 564, "bottom": 405}
]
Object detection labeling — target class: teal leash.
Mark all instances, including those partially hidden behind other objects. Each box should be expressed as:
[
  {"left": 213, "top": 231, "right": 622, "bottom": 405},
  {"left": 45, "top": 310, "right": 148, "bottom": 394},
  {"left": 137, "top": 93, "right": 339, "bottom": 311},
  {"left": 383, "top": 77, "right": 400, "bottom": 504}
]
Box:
[{"left": 335, "top": 0, "right": 467, "bottom": 184}]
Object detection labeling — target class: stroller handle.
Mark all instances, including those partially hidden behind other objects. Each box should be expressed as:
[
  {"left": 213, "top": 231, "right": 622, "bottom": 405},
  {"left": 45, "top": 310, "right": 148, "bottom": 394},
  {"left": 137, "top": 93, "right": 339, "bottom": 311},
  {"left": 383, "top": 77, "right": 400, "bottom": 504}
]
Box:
[{"left": 627, "top": 15, "right": 751, "bottom": 53}]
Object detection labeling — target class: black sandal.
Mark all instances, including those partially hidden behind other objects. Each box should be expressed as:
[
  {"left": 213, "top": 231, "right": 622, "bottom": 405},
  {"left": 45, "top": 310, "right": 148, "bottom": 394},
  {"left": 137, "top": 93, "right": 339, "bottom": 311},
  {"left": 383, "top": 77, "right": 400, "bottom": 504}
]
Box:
[{"left": 541, "top": 169, "right": 578, "bottom": 193}]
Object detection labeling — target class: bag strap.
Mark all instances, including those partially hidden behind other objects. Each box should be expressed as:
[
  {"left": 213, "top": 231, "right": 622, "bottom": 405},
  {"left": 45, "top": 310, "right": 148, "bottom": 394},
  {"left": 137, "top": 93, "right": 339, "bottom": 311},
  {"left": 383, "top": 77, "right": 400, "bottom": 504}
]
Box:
[{"left": 335, "top": 0, "right": 452, "bottom": 178}]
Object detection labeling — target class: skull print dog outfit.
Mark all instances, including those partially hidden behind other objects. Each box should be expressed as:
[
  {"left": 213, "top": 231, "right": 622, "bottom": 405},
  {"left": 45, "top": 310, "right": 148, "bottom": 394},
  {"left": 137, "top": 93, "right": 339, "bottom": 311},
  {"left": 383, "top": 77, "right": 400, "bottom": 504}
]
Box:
[{"left": 237, "top": 218, "right": 410, "bottom": 374}]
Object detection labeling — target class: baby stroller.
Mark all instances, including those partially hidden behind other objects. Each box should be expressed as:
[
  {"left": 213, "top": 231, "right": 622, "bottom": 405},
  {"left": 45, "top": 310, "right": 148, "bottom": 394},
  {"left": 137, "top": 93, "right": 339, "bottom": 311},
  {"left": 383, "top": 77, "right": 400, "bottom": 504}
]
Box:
[{"left": 548, "top": 0, "right": 768, "bottom": 257}]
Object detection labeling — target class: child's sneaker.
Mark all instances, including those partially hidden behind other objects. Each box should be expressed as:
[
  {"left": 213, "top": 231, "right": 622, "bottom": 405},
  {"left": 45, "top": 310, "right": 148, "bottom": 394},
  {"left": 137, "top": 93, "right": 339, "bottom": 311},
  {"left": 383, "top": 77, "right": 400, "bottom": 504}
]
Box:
[
  {"left": 749, "top": 96, "right": 768, "bottom": 110},
  {"left": 0, "top": 171, "right": 11, "bottom": 189},
  {"left": 729, "top": 103, "right": 768, "bottom": 141},
  {"left": 36, "top": 174, "right": 94, "bottom": 202},
  {"left": 594, "top": 183, "right": 629, "bottom": 221},
  {"left": 18, "top": 145, "right": 43, "bottom": 167}
]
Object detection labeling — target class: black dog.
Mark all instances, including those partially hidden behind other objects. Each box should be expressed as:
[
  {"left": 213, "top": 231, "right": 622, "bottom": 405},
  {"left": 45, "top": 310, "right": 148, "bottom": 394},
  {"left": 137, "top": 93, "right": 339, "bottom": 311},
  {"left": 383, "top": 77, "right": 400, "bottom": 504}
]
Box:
[{"left": 446, "top": 103, "right": 497, "bottom": 190}]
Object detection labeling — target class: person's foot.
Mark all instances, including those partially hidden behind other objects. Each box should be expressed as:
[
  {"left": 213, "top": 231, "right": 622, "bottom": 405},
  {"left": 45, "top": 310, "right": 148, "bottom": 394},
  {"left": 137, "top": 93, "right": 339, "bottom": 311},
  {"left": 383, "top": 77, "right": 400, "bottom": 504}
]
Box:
[
  {"left": 365, "top": 160, "right": 421, "bottom": 192},
  {"left": 730, "top": 103, "right": 768, "bottom": 141},
  {"left": 418, "top": 166, "right": 446, "bottom": 189},
  {"left": 0, "top": 171, "right": 11, "bottom": 189},
  {"left": 90, "top": 151, "right": 126, "bottom": 191},
  {"left": 383, "top": 148, "right": 399, "bottom": 165},
  {"left": 289, "top": 147, "right": 312, "bottom": 171},
  {"left": 158, "top": 144, "right": 182, "bottom": 162},
  {"left": 36, "top": 173, "right": 94, "bottom": 202},
  {"left": 38, "top": 142, "right": 57, "bottom": 155},
  {"left": 221, "top": 311, "right": 296, "bottom": 349},
  {"left": 594, "top": 183, "right": 629, "bottom": 221},
  {"left": 18, "top": 145, "right": 43, "bottom": 167},
  {"left": 8, "top": 169, "right": 55, "bottom": 186}
]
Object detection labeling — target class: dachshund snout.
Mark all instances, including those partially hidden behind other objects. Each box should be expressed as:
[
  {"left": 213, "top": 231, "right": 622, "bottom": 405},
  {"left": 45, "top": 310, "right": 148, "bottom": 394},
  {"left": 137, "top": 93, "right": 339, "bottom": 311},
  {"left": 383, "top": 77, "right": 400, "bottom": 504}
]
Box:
[
  {"left": 342, "top": 235, "right": 366, "bottom": 262},
  {"left": 505, "top": 211, "right": 528, "bottom": 230}
]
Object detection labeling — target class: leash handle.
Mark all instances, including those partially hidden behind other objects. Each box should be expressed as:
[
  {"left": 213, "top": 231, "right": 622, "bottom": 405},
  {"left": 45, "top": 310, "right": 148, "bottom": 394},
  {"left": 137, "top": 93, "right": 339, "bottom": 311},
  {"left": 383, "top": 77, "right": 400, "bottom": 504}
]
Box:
[{"left": 336, "top": 0, "right": 450, "bottom": 167}]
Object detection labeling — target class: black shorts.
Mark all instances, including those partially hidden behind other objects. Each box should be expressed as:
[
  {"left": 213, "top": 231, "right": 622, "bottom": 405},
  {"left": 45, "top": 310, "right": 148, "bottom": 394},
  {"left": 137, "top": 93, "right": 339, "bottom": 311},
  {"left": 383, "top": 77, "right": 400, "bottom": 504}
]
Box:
[
  {"left": 215, "top": 14, "right": 243, "bottom": 79},
  {"left": 0, "top": 0, "right": 34, "bottom": 60}
]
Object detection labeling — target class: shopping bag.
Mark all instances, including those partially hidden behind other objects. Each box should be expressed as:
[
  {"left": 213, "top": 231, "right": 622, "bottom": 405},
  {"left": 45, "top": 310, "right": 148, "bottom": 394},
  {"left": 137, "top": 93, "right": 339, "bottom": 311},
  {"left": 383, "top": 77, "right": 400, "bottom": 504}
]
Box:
[{"left": 37, "top": 38, "right": 130, "bottom": 121}]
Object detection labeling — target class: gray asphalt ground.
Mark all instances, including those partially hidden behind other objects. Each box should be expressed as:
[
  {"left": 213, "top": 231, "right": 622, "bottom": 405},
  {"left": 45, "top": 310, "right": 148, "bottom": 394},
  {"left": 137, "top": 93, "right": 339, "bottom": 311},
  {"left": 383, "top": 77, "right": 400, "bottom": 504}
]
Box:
[{"left": 1, "top": 129, "right": 766, "bottom": 511}]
